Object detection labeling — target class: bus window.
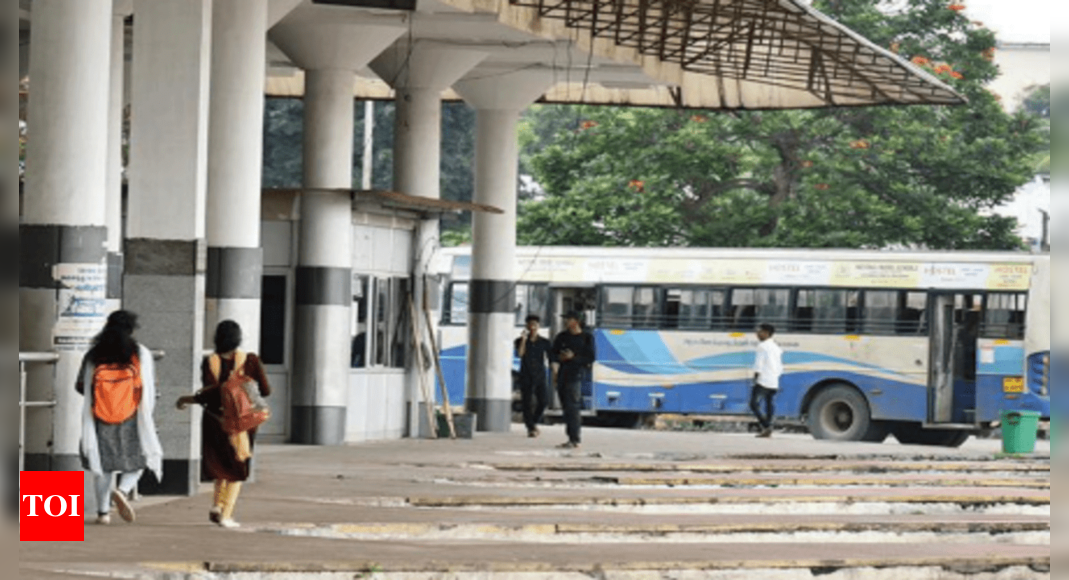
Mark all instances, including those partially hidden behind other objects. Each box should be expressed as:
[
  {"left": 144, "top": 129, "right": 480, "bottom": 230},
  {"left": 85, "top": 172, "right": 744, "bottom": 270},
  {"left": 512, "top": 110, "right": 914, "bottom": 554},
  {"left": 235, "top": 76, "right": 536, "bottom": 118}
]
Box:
[
  {"left": 514, "top": 284, "right": 549, "bottom": 326},
  {"left": 899, "top": 292, "right": 928, "bottom": 335},
  {"left": 756, "top": 289, "right": 790, "bottom": 327},
  {"left": 796, "top": 289, "right": 848, "bottom": 334},
  {"left": 983, "top": 293, "right": 1027, "bottom": 340},
  {"left": 530, "top": 284, "right": 549, "bottom": 324},
  {"left": 633, "top": 287, "right": 661, "bottom": 329},
  {"left": 674, "top": 288, "right": 726, "bottom": 330},
  {"left": 729, "top": 289, "right": 757, "bottom": 331},
  {"left": 446, "top": 282, "right": 469, "bottom": 325},
  {"left": 665, "top": 289, "right": 683, "bottom": 329},
  {"left": 862, "top": 291, "right": 898, "bottom": 335},
  {"left": 602, "top": 286, "right": 633, "bottom": 328}
]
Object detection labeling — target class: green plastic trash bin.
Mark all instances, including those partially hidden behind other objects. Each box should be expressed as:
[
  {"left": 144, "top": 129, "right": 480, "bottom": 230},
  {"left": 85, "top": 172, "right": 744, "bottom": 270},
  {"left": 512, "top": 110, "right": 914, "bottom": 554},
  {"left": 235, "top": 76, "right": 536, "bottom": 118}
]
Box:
[{"left": 1000, "top": 410, "right": 1040, "bottom": 454}]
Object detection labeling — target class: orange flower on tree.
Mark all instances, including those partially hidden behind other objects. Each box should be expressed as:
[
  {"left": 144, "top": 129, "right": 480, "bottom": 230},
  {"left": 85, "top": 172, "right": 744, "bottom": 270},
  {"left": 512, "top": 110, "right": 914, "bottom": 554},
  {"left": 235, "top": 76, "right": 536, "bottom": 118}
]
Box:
[
  {"left": 690, "top": 115, "right": 708, "bottom": 123},
  {"left": 949, "top": 71, "right": 963, "bottom": 80},
  {"left": 580, "top": 120, "right": 598, "bottom": 130},
  {"left": 849, "top": 140, "right": 871, "bottom": 150},
  {"left": 982, "top": 47, "right": 995, "bottom": 61},
  {"left": 628, "top": 180, "right": 646, "bottom": 192},
  {"left": 911, "top": 56, "right": 930, "bottom": 67},
  {"left": 814, "top": 183, "right": 830, "bottom": 191},
  {"left": 948, "top": 4, "right": 966, "bottom": 11}
]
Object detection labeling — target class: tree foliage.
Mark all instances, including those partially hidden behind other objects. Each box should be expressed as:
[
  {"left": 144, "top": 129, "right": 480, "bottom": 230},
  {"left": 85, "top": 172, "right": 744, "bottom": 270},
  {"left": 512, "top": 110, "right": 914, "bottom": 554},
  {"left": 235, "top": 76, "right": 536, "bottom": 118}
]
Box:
[{"left": 516, "top": 0, "right": 1045, "bottom": 250}]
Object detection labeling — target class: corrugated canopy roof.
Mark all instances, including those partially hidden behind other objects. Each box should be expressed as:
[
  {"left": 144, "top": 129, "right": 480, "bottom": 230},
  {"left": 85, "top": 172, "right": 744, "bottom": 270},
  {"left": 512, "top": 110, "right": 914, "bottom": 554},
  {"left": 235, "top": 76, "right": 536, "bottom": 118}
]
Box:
[
  {"left": 504, "top": 0, "right": 963, "bottom": 106},
  {"left": 263, "top": 0, "right": 964, "bottom": 110}
]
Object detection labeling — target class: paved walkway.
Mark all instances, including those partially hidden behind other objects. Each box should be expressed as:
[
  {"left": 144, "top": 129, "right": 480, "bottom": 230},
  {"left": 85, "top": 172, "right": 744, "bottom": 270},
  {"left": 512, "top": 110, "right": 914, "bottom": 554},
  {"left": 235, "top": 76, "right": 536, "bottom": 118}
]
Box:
[{"left": 19, "top": 426, "right": 1051, "bottom": 579}]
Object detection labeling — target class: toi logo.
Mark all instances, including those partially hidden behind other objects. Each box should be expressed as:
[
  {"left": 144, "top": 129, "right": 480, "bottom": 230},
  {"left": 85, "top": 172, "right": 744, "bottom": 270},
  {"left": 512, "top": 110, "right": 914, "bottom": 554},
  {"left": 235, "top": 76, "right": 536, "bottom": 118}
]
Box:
[{"left": 20, "top": 471, "right": 85, "bottom": 542}]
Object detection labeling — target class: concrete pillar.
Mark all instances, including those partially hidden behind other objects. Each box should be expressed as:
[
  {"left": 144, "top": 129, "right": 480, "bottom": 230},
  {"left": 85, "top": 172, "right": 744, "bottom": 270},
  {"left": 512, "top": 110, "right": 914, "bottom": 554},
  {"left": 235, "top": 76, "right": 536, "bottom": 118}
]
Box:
[
  {"left": 124, "top": 0, "right": 212, "bottom": 495},
  {"left": 369, "top": 42, "right": 486, "bottom": 437},
  {"left": 205, "top": 0, "right": 269, "bottom": 353},
  {"left": 20, "top": 0, "right": 113, "bottom": 471},
  {"left": 105, "top": 1, "right": 132, "bottom": 314},
  {"left": 453, "top": 69, "right": 556, "bottom": 432},
  {"left": 271, "top": 7, "right": 405, "bottom": 444}
]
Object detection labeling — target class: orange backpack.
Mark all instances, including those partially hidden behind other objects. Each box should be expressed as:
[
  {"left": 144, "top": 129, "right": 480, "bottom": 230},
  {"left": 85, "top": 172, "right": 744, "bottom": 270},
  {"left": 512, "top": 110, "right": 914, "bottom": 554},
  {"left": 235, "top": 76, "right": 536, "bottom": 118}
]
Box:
[
  {"left": 209, "top": 352, "right": 270, "bottom": 435},
  {"left": 92, "top": 355, "right": 143, "bottom": 424}
]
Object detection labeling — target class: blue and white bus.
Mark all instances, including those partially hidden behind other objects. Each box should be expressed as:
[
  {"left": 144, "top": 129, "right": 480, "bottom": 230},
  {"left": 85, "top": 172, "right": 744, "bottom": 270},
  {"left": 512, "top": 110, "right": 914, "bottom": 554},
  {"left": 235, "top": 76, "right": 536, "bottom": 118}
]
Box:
[{"left": 437, "top": 247, "right": 1050, "bottom": 446}]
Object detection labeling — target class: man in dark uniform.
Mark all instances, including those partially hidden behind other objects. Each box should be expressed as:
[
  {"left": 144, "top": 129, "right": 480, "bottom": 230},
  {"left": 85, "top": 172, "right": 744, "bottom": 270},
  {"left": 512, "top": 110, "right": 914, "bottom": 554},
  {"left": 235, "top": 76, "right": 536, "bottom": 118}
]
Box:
[
  {"left": 515, "top": 315, "right": 552, "bottom": 438},
  {"left": 552, "top": 311, "right": 596, "bottom": 449}
]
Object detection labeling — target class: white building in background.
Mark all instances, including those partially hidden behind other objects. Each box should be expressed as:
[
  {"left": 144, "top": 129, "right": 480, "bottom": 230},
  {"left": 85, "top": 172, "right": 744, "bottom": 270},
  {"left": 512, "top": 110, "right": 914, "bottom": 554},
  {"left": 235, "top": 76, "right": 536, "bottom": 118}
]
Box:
[
  {"left": 986, "top": 41, "right": 1050, "bottom": 250},
  {"left": 988, "top": 42, "right": 1050, "bottom": 112}
]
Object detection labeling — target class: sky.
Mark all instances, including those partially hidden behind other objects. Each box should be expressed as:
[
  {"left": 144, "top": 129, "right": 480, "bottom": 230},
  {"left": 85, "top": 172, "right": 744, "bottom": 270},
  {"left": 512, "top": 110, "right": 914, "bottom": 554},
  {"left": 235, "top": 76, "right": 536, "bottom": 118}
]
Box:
[{"left": 961, "top": 0, "right": 1051, "bottom": 43}]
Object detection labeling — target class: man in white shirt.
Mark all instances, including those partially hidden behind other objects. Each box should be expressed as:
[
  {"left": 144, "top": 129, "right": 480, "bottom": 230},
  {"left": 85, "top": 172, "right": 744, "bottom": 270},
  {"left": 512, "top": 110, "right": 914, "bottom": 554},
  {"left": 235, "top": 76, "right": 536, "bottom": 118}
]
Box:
[{"left": 751, "top": 323, "right": 784, "bottom": 439}]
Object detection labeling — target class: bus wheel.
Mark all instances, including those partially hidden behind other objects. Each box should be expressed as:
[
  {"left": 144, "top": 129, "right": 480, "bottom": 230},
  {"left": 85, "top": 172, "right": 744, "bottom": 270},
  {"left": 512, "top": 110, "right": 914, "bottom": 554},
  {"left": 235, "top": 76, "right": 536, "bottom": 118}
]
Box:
[
  {"left": 807, "top": 385, "right": 877, "bottom": 442},
  {"left": 892, "top": 424, "right": 971, "bottom": 448}
]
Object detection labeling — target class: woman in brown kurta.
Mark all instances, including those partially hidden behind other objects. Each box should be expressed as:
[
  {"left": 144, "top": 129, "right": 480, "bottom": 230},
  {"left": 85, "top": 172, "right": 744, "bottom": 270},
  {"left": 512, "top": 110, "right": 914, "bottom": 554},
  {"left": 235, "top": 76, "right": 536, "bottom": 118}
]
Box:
[{"left": 177, "top": 320, "right": 270, "bottom": 528}]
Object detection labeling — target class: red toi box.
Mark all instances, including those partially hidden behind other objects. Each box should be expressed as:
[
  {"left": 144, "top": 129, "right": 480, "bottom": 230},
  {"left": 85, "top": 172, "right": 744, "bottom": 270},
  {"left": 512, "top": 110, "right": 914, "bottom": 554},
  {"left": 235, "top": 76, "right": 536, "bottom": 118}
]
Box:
[{"left": 20, "top": 472, "right": 85, "bottom": 542}]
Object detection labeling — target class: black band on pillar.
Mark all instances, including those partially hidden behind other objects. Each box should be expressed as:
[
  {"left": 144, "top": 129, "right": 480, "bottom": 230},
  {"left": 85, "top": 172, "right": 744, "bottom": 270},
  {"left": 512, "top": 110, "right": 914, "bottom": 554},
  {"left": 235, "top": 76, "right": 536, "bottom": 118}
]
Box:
[
  {"left": 295, "top": 267, "right": 351, "bottom": 306},
  {"left": 469, "top": 280, "right": 516, "bottom": 314},
  {"left": 206, "top": 247, "right": 263, "bottom": 299},
  {"left": 19, "top": 225, "right": 108, "bottom": 288},
  {"left": 124, "top": 239, "right": 205, "bottom": 277}
]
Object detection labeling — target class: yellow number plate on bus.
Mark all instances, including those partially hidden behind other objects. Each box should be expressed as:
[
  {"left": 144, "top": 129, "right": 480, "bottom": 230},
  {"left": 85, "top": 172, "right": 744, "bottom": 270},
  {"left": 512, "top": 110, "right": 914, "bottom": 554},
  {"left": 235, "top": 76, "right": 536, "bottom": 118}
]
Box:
[{"left": 1003, "top": 377, "right": 1025, "bottom": 394}]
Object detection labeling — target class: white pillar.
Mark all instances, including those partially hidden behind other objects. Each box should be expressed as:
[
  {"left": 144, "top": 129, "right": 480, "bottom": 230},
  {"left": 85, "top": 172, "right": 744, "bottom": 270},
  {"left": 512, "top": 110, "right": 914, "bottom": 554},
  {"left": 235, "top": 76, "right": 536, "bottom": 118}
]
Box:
[
  {"left": 20, "top": 0, "right": 113, "bottom": 472},
  {"left": 124, "top": 0, "right": 212, "bottom": 495},
  {"left": 453, "top": 69, "right": 557, "bottom": 432},
  {"left": 369, "top": 42, "right": 486, "bottom": 437},
  {"left": 205, "top": 0, "right": 269, "bottom": 353},
  {"left": 271, "top": 7, "right": 405, "bottom": 444}
]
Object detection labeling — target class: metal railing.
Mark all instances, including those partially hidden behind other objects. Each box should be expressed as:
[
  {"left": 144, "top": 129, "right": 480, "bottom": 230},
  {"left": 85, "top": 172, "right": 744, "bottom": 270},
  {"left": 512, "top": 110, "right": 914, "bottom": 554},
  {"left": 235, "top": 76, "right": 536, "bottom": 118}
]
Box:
[
  {"left": 18, "top": 350, "right": 166, "bottom": 473},
  {"left": 19, "top": 352, "right": 60, "bottom": 472}
]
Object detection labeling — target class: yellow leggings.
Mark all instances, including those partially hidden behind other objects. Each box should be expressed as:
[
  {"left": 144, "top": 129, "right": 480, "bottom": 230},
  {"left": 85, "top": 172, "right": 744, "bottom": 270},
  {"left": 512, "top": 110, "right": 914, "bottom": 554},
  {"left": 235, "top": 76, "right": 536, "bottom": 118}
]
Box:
[{"left": 212, "top": 480, "right": 243, "bottom": 520}]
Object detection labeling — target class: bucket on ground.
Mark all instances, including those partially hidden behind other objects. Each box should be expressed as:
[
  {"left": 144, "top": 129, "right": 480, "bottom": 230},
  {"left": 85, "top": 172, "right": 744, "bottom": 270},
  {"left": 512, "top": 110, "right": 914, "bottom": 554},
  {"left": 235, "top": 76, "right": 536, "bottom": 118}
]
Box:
[{"left": 1000, "top": 410, "right": 1040, "bottom": 454}]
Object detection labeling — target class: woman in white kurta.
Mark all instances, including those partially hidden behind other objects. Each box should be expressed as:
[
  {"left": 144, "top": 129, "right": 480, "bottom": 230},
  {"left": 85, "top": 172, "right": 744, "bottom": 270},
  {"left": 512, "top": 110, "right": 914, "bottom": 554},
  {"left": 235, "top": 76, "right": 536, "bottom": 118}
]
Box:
[{"left": 77, "top": 310, "right": 163, "bottom": 525}]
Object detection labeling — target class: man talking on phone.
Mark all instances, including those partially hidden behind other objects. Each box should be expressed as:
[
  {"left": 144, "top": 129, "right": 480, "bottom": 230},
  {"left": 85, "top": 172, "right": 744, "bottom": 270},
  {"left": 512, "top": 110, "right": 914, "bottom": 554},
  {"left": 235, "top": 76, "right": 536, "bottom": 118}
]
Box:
[
  {"left": 551, "top": 311, "right": 596, "bottom": 449},
  {"left": 515, "top": 315, "right": 552, "bottom": 438}
]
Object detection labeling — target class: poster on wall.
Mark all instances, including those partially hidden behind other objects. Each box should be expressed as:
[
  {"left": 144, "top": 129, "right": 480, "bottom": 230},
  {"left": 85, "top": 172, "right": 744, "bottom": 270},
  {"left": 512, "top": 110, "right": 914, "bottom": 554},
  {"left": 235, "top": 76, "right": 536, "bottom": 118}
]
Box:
[{"left": 53, "top": 264, "right": 107, "bottom": 351}]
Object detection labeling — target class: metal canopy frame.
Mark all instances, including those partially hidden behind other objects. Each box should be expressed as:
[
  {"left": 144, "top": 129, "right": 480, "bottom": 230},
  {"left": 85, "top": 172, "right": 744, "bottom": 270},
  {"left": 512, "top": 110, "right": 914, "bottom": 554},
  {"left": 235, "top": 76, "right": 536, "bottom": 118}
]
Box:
[{"left": 508, "top": 0, "right": 963, "bottom": 106}]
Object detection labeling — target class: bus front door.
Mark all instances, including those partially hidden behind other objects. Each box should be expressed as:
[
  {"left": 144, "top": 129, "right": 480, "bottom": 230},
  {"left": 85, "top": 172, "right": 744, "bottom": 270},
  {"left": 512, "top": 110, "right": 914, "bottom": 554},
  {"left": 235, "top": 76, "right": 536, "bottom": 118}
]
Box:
[
  {"left": 929, "top": 294, "right": 981, "bottom": 424},
  {"left": 548, "top": 287, "right": 597, "bottom": 413},
  {"left": 930, "top": 294, "right": 957, "bottom": 423}
]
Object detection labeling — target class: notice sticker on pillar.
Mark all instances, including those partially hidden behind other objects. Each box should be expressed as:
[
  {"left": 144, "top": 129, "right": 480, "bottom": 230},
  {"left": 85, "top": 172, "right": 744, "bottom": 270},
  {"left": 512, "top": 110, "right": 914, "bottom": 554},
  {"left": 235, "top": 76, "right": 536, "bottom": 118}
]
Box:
[{"left": 53, "top": 264, "right": 107, "bottom": 351}]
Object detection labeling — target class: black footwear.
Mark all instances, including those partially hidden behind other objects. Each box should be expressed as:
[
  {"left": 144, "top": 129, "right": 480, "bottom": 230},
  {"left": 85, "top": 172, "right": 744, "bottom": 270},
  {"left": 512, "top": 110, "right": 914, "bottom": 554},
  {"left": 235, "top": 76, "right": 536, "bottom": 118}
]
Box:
[
  {"left": 557, "top": 441, "right": 580, "bottom": 449},
  {"left": 209, "top": 508, "right": 222, "bottom": 524},
  {"left": 756, "top": 428, "right": 773, "bottom": 439},
  {"left": 528, "top": 428, "right": 541, "bottom": 438}
]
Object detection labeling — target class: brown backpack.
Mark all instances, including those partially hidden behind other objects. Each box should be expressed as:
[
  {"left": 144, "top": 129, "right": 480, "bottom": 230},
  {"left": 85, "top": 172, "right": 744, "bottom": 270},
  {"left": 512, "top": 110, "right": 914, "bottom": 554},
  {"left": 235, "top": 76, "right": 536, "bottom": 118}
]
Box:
[
  {"left": 92, "top": 355, "right": 143, "bottom": 424},
  {"left": 209, "top": 352, "right": 270, "bottom": 435}
]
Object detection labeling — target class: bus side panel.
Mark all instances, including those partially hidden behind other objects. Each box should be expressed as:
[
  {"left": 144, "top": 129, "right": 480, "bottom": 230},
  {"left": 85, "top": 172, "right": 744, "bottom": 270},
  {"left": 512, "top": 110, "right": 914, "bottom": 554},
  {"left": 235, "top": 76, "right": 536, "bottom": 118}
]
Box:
[
  {"left": 593, "top": 330, "right": 930, "bottom": 421},
  {"left": 437, "top": 326, "right": 469, "bottom": 406},
  {"left": 975, "top": 340, "right": 1049, "bottom": 422},
  {"left": 783, "top": 372, "right": 929, "bottom": 422}
]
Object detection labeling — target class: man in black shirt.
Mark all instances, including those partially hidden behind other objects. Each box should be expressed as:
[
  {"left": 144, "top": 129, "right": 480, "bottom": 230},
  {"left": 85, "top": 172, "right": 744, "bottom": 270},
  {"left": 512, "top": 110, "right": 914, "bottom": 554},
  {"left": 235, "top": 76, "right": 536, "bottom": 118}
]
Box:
[
  {"left": 551, "top": 311, "right": 595, "bottom": 449},
  {"left": 515, "top": 315, "right": 552, "bottom": 438}
]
